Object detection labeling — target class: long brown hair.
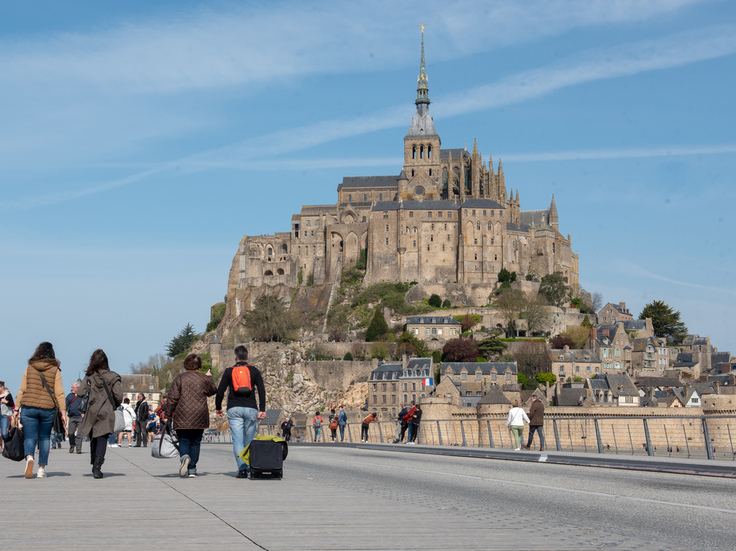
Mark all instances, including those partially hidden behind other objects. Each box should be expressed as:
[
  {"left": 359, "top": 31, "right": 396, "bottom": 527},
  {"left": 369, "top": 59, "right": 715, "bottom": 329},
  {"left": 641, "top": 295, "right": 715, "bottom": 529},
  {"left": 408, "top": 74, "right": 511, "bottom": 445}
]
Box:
[
  {"left": 29, "top": 342, "right": 55, "bottom": 364},
  {"left": 85, "top": 349, "right": 109, "bottom": 376}
]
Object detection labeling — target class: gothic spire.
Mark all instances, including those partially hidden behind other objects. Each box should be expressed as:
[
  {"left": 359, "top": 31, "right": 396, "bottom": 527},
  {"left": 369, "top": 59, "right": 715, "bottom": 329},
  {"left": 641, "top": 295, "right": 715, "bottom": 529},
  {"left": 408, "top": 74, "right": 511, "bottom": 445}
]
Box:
[
  {"left": 549, "top": 194, "right": 559, "bottom": 230},
  {"left": 416, "top": 25, "right": 430, "bottom": 106}
]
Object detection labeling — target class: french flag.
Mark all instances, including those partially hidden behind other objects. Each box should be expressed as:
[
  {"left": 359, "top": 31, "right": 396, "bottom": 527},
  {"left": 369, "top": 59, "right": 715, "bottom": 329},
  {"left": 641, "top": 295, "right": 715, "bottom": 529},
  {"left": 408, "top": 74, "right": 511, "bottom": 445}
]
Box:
[{"left": 422, "top": 378, "right": 434, "bottom": 387}]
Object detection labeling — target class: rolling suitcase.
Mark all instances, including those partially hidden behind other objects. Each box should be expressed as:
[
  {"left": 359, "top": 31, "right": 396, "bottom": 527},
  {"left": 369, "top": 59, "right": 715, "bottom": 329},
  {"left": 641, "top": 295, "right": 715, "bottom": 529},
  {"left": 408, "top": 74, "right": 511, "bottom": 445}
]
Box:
[{"left": 249, "top": 438, "right": 286, "bottom": 479}]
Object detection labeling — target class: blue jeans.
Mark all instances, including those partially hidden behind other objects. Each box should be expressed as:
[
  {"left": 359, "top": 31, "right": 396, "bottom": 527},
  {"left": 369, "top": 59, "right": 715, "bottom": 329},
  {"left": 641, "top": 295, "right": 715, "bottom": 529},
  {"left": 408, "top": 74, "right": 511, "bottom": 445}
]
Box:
[
  {"left": 407, "top": 423, "right": 414, "bottom": 442},
  {"left": 314, "top": 426, "right": 322, "bottom": 441},
  {"left": 228, "top": 407, "right": 258, "bottom": 471},
  {"left": 21, "top": 406, "right": 54, "bottom": 465},
  {"left": 339, "top": 424, "right": 345, "bottom": 442},
  {"left": 177, "top": 428, "right": 204, "bottom": 472},
  {"left": 0, "top": 416, "right": 9, "bottom": 439},
  {"left": 527, "top": 425, "right": 545, "bottom": 449}
]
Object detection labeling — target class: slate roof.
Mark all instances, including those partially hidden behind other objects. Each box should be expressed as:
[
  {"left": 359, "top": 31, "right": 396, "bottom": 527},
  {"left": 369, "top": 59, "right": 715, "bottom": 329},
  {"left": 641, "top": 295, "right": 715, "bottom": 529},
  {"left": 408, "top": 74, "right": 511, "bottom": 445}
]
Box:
[
  {"left": 371, "top": 200, "right": 460, "bottom": 212},
  {"left": 519, "top": 209, "right": 549, "bottom": 228},
  {"left": 443, "top": 362, "right": 517, "bottom": 375},
  {"left": 370, "top": 363, "right": 402, "bottom": 381},
  {"left": 439, "top": 148, "right": 470, "bottom": 160},
  {"left": 406, "top": 316, "right": 461, "bottom": 326},
  {"left": 624, "top": 319, "right": 648, "bottom": 331},
  {"left": 588, "top": 378, "right": 609, "bottom": 390},
  {"left": 338, "top": 175, "right": 400, "bottom": 190},
  {"left": 683, "top": 335, "right": 709, "bottom": 346},
  {"left": 674, "top": 353, "right": 698, "bottom": 368},
  {"left": 476, "top": 388, "right": 511, "bottom": 405},
  {"left": 460, "top": 198, "right": 505, "bottom": 210},
  {"left": 556, "top": 388, "right": 587, "bottom": 406},
  {"left": 406, "top": 357, "right": 432, "bottom": 372},
  {"left": 406, "top": 103, "right": 438, "bottom": 138},
  {"left": 691, "top": 382, "right": 716, "bottom": 395},
  {"left": 605, "top": 374, "right": 639, "bottom": 398},
  {"left": 712, "top": 352, "right": 731, "bottom": 366},
  {"left": 548, "top": 349, "right": 601, "bottom": 363},
  {"left": 635, "top": 377, "right": 682, "bottom": 388}
]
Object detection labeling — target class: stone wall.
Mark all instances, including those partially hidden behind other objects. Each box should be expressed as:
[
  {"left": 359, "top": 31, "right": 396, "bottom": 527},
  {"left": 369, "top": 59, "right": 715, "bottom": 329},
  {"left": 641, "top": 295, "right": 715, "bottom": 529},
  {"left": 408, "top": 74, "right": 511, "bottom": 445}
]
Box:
[{"left": 303, "top": 360, "right": 374, "bottom": 389}]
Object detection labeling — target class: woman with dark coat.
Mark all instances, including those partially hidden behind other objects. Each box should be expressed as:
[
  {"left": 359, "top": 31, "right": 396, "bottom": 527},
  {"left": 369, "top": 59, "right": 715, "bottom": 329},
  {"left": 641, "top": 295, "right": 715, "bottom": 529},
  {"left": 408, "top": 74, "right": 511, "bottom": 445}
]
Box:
[
  {"left": 15, "top": 342, "right": 66, "bottom": 479},
  {"left": 78, "top": 349, "right": 123, "bottom": 479},
  {"left": 164, "top": 353, "right": 217, "bottom": 478}
]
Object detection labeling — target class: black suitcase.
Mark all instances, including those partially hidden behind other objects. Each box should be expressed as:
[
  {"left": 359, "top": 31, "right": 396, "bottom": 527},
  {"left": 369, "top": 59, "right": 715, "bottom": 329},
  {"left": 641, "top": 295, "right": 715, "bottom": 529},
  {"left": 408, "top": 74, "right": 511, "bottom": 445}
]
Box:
[{"left": 249, "top": 439, "right": 286, "bottom": 479}]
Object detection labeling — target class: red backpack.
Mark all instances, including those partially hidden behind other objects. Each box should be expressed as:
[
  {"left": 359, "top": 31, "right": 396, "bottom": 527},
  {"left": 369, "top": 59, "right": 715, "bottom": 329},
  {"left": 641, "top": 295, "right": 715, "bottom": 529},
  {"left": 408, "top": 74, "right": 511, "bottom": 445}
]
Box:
[{"left": 231, "top": 364, "right": 253, "bottom": 396}]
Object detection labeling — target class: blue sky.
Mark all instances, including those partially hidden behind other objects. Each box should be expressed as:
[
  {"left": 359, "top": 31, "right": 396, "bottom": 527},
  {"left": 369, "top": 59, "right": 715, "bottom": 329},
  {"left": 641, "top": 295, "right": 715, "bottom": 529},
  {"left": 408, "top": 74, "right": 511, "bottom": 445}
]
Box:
[{"left": 2, "top": 0, "right": 735, "bottom": 393}]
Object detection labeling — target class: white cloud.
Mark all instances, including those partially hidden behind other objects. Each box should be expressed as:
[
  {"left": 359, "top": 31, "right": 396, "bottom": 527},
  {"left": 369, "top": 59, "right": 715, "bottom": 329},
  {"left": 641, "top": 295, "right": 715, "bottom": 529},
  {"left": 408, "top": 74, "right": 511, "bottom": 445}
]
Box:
[{"left": 500, "top": 144, "right": 736, "bottom": 162}]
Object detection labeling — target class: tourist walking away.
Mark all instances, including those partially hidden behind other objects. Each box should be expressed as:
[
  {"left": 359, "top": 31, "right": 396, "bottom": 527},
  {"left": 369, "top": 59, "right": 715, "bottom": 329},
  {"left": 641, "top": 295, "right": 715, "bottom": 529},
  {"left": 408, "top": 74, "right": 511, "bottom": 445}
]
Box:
[
  {"left": 65, "top": 380, "right": 84, "bottom": 454},
  {"left": 394, "top": 402, "right": 407, "bottom": 443},
  {"left": 409, "top": 404, "right": 422, "bottom": 444},
  {"left": 280, "top": 417, "right": 293, "bottom": 442},
  {"left": 215, "top": 345, "right": 267, "bottom": 479},
  {"left": 524, "top": 395, "right": 545, "bottom": 451},
  {"left": 338, "top": 406, "right": 348, "bottom": 442},
  {"left": 403, "top": 401, "right": 417, "bottom": 443},
  {"left": 329, "top": 408, "right": 338, "bottom": 442},
  {"left": 134, "top": 393, "right": 150, "bottom": 447},
  {"left": 361, "top": 412, "right": 378, "bottom": 443},
  {"left": 165, "top": 353, "right": 217, "bottom": 478},
  {"left": 312, "top": 411, "right": 324, "bottom": 442},
  {"left": 14, "top": 342, "right": 66, "bottom": 479},
  {"left": 0, "top": 381, "right": 16, "bottom": 452},
  {"left": 79, "top": 349, "right": 123, "bottom": 478},
  {"left": 506, "top": 400, "right": 530, "bottom": 450},
  {"left": 117, "top": 398, "right": 136, "bottom": 447}
]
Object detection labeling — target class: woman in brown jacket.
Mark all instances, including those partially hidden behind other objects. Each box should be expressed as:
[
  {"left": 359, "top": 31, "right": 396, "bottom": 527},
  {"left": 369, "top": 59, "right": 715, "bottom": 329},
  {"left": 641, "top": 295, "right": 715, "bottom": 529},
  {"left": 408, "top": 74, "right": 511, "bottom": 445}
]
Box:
[
  {"left": 15, "top": 342, "right": 66, "bottom": 479},
  {"left": 79, "top": 349, "right": 123, "bottom": 479},
  {"left": 165, "top": 353, "right": 217, "bottom": 478}
]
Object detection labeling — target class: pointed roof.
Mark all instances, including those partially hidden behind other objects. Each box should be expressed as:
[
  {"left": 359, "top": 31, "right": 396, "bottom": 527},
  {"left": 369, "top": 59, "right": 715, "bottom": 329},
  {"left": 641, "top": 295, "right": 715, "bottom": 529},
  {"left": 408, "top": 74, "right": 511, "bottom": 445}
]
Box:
[{"left": 406, "top": 27, "right": 437, "bottom": 139}]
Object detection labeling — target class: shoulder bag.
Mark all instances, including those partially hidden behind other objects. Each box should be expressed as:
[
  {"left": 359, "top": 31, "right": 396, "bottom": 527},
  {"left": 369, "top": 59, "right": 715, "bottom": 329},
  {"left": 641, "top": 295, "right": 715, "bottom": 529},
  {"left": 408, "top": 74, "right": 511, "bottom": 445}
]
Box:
[
  {"left": 1, "top": 426, "right": 25, "bottom": 461},
  {"left": 77, "top": 378, "right": 90, "bottom": 414},
  {"left": 100, "top": 375, "right": 125, "bottom": 433},
  {"left": 151, "top": 420, "right": 179, "bottom": 459},
  {"left": 38, "top": 372, "right": 65, "bottom": 434}
]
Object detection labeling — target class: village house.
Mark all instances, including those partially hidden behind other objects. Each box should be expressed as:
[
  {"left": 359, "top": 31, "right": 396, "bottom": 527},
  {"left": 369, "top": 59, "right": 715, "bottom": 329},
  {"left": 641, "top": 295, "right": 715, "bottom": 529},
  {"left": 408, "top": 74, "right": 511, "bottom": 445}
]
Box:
[{"left": 405, "top": 315, "right": 462, "bottom": 344}]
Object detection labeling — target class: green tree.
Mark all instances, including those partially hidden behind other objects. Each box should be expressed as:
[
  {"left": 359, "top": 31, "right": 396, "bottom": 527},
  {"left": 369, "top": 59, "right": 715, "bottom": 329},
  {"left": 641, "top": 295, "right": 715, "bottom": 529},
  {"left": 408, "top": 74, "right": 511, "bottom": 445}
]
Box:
[
  {"left": 396, "top": 331, "right": 429, "bottom": 357},
  {"left": 166, "top": 323, "right": 197, "bottom": 358},
  {"left": 640, "top": 300, "right": 688, "bottom": 343},
  {"left": 242, "top": 295, "right": 298, "bottom": 342},
  {"left": 581, "top": 315, "right": 593, "bottom": 328},
  {"left": 497, "top": 268, "right": 517, "bottom": 283},
  {"left": 536, "top": 372, "right": 557, "bottom": 385},
  {"left": 343, "top": 352, "right": 353, "bottom": 361},
  {"left": 523, "top": 293, "right": 553, "bottom": 335},
  {"left": 206, "top": 302, "right": 226, "bottom": 332},
  {"left": 477, "top": 337, "right": 507, "bottom": 360},
  {"left": 370, "top": 341, "right": 388, "bottom": 360},
  {"left": 539, "top": 271, "right": 570, "bottom": 307},
  {"left": 512, "top": 341, "right": 551, "bottom": 380},
  {"left": 365, "top": 308, "right": 389, "bottom": 341},
  {"left": 442, "top": 299, "right": 451, "bottom": 308},
  {"left": 427, "top": 294, "right": 442, "bottom": 308}
]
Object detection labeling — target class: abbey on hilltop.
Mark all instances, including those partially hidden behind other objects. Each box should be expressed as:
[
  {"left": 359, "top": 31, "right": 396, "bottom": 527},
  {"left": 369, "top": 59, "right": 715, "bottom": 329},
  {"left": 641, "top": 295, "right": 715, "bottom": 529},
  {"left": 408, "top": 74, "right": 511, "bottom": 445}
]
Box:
[{"left": 230, "top": 32, "right": 578, "bottom": 302}]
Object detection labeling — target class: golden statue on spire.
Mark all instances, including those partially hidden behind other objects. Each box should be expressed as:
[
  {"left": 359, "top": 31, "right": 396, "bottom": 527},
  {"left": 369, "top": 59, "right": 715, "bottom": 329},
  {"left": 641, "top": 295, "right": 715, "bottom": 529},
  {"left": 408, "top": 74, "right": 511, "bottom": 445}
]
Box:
[{"left": 421, "top": 24, "right": 425, "bottom": 33}]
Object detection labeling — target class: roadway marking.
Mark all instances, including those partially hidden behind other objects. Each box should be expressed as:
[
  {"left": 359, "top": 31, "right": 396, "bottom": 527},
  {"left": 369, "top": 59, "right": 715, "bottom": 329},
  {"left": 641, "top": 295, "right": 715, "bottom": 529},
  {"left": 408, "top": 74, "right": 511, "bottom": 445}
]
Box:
[{"left": 343, "top": 457, "right": 736, "bottom": 515}]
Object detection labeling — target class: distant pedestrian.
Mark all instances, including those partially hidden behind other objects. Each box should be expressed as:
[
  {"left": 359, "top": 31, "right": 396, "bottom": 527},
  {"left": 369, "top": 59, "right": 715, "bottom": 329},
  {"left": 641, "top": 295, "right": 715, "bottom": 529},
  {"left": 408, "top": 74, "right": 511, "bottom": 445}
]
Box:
[
  {"left": 361, "top": 412, "right": 377, "bottom": 443},
  {"left": 215, "top": 345, "right": 267, "bottom": 479},
  {"left": 117, "top": 398, "right": 136, "bottom": 447},
  {"left": 523, "top": 395, "right": 545, "bottom": 451},
  {"left": 280, "top": 417, "right": 293, "bottom": 442},
  {"left": 65, "top": 380, "right": 84, "bottom": 454},
  {"left": 404, "top": 401, "right": 417, "bottom": 443},
  {"left": 165, "top": 353, "right": 218, "bottom": 478},
  {"left": 78, "top": 349, "right": 123, "bottom": 479},
  {"left": 15, "top": 342, "right": 67, "bottom": 479},
  {"left": 312, "top": 411, "right": 324, "bottom": 442},
  {"left": 338, "top": 406, "right": 348, "bottom": 442},
  {"left": 506, "top": 400, "right": 529, "bottom": 451},
  {"left": 0, "top": 380, "right": 15, "bottom": 453},
  {"left": 408, "top": 404, "right": 422, "bottom": 444},
  {"left": 133, "top": 393, "right": 150, "bottom": 447},
  {"left": 329, "top": 408, "right": 338, "bottom": 442},
  {"left": 394, "top": 402, "right": 407, "bottom": 443}
]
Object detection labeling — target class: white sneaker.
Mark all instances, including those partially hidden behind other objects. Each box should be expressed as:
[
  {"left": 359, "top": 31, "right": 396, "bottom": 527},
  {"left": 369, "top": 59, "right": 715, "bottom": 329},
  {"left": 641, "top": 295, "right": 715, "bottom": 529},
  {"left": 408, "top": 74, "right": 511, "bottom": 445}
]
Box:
[
  {"left": 111, "top": 444, "right": 119, "bottom": 448},
  {"left": 24, "top": 457, "right": 34, "bottom": 479},
  {"left": 514, "top": 448, "right": 521, "bottom": 451},
  {"left": 37, "top": 467, "right": 46, "bottom": 478}
]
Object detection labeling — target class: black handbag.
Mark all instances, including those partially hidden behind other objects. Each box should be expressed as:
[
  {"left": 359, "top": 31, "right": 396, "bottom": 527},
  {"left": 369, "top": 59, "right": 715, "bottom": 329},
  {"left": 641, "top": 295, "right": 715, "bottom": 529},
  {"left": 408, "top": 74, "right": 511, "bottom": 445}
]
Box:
[
  {"left": 77, "top": 379, "right": 90, "bottom": 414},
  {"left": 38, "top": 373, "right": 65, "bottom": 433},
  {"left": 2, "top": 426, "right": 25, "bottom": 461}
]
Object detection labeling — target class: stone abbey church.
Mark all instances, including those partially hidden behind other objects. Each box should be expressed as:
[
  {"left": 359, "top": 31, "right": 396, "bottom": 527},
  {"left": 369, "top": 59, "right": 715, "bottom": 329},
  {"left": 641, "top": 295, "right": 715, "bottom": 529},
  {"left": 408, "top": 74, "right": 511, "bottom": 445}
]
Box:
[{"left": 232, "top": 34, "right": 579, "bottom": 302}]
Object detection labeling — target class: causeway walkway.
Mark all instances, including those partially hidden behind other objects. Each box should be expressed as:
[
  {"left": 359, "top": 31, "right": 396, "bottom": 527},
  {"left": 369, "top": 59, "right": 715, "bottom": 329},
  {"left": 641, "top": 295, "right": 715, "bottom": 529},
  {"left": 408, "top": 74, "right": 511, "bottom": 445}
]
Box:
[{"left": 3, "top": 442, "right": 735, "bottom": 550}]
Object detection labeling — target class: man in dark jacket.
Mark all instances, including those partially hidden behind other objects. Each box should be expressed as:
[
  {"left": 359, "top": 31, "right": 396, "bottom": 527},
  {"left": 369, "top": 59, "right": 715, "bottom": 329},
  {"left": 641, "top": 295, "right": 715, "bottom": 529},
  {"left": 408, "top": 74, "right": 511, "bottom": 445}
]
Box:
[
  {"left": 66, "top": 380, "right": 84, "bottom": 454},
  {"left": 524, "top": 395, "right": 545, "bottom": 451},
  {"left": 134, "top": 393, "right": 150, "bottom": 447},
  {"left": 216, "top": 345, "right": 267, "bottom": 479},
  {"left": 395, "top": 402, "right": 408, "bottom": 443},
  {"left": 408, "top": 404, "right": 422, "bottom": 444}
]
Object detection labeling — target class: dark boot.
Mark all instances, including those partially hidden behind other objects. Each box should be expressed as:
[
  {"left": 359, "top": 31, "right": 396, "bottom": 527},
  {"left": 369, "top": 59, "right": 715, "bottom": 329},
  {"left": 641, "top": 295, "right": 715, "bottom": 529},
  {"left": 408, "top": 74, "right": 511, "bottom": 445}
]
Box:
[{"left": 93, "top": 457, "right": 104, "bottom": 479}]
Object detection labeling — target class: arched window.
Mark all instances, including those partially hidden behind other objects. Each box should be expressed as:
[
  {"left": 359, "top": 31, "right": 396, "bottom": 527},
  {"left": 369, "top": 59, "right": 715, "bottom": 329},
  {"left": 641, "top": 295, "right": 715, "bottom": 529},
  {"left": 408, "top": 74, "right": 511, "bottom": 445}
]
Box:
[
  {"left": 412, "top": 145, "right": 416, "bottom": 159},
  {"left": 420, "top": 145, "right": 424, "bottom": 159},
  {"left": 267, "top": 247, "right": 273, "bottom": 259},
  {"left": 487, "top": 222, "right": 492, "bottom": 231},
  {"left": 264, "top": 270, "right": 273, "bottom": 276},
  {"left": 282, "top": 244, "right": 287, "bottom": 254},
  {"left": 428, "top": 145, "right": 432, "bottom": 158},
  {"left": 476, "top": 222, "right": 481, "bottom": 231},
  {"left": 276, "top": 268, "right": 284, "bottom": 275}
]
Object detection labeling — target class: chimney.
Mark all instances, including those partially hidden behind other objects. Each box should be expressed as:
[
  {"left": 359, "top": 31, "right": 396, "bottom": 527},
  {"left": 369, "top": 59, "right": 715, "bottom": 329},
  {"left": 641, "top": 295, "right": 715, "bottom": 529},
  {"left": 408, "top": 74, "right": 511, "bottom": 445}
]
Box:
[
  {"left": 619, "top": 302, "right": 626, "bottom": 309},
  {"left": 564, "top": 345, "right": 570, "bottom": 352}
]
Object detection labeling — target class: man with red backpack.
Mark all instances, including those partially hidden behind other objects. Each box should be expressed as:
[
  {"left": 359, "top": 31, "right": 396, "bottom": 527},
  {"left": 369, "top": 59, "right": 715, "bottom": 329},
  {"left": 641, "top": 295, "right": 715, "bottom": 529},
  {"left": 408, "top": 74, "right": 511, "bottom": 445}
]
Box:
[{"left": 216, "top": 346, "right": 267, "bottom": 479}]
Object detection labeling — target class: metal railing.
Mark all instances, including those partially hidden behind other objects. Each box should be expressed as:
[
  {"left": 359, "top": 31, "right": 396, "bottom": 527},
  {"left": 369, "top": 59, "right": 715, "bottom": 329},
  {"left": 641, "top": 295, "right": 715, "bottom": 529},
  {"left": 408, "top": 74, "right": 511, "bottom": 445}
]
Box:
[{"left": 201, "top": 414, "right": 736, "bottom": 461}]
